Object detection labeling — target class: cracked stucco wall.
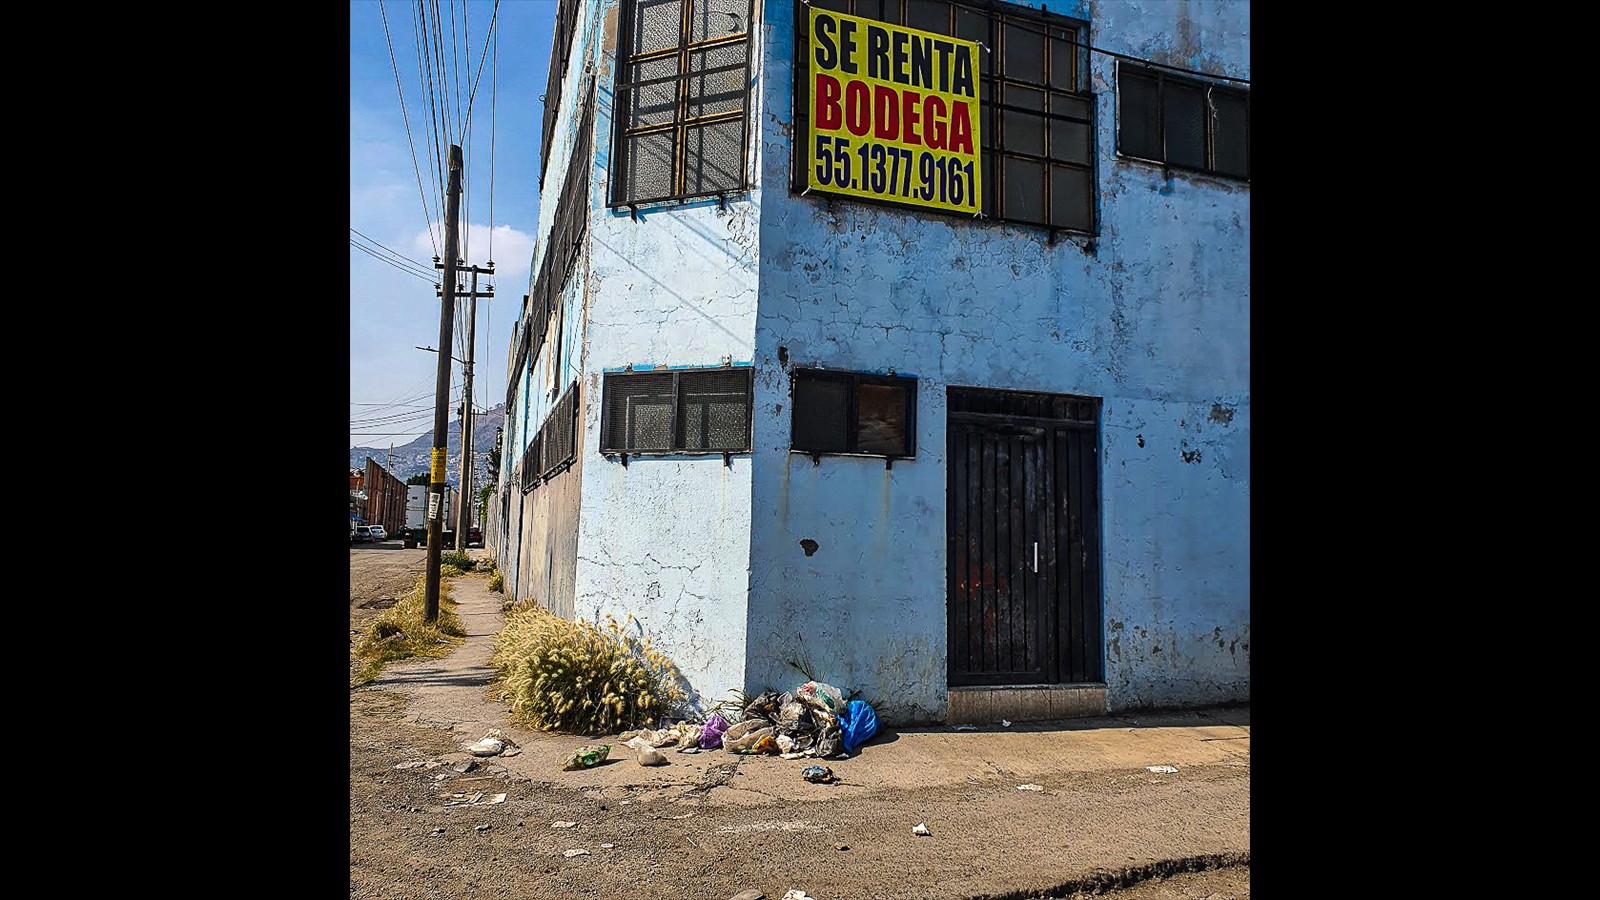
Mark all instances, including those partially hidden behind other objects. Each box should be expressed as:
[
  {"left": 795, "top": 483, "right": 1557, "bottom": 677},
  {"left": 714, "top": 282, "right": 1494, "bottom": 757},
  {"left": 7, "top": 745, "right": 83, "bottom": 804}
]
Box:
[
  {"left": 744, "top": 0, "right": 1248, "bottom": 720},
  {"left": 565, "top": 0, "right": 768, "bottom": 713}
]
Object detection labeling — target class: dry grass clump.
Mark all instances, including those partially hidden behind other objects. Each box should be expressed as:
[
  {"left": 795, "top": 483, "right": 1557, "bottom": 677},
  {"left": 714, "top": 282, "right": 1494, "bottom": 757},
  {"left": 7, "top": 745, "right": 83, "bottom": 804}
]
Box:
[
  {"left": 490, "top": 608, "right": 686, "bottom": 735},
  {"left": 352, "top": 577, "right": 466, "bottom": 685}
]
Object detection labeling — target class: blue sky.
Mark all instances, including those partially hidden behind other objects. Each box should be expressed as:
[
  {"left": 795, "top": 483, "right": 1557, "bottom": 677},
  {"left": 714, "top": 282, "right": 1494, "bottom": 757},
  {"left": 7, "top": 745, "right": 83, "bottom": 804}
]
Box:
[{"left": 349, "top": 0, "right": 558, "bottom": 451}]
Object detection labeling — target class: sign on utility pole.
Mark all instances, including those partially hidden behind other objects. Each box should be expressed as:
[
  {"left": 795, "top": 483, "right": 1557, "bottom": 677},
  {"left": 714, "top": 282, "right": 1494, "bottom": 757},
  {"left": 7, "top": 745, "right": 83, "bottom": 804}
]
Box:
[{"left": 424, "top": 144, "right": 463, "bottom": 624}]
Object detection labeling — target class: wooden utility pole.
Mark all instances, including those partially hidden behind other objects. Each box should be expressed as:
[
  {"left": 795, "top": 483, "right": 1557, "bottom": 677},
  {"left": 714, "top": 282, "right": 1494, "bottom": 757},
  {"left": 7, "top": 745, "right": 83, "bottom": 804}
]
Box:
[
  {"left": 424, "top": 145, "right": 462, "bottom": 624},
  {"left": 450, "top": 264, "right": 494, "bottom": 549}
]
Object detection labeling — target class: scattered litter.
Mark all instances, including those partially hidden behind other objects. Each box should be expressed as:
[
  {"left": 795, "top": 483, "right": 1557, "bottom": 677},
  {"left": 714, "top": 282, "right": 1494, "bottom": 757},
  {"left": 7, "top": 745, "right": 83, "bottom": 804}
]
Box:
[
  {"left": 912, "top": 823, "right": 931, "bottom": 836},
  {"left": 600, "top": 843, "right": 615, "bottom": 849},
  {"left": 562, "top": 744, "right": 611, "bottom": 771},
  {"left": 552, "top": 821, "right": 577, "bottom": 829},
  {"left": 488, "top": 793, "right": 506, "bottom": 804},
  {"left": 619, "top": 800, "right": 631, "bottom": 806},
  {"left": 452, "top": 758, "right": 480, "bottom": 774},
  {"left": 801, "top": 765, "right": 835, "bottom": 784},
  {"left": 1147, "top": 765, "right": 1179, "bottom": 774},
  {"left": 637, "top": 745, "right": 668, "bottom": 766},
  {"left": 680, "top": 746, "right": 701, "bottom": 754},
  {"left": 840, "top": 699, "right": 879, "bottom": 752},
  {"left": 501, "top": 747, "right": 522, "bottom": 757},
  {"left": 1016, "top": 784, "right": 1044, "bottom": 791},
  {"left": 669, "top": 813, "right": 695, "bottom": 820},
  {"left": 781, "top": 890, "right": 817, "bottom": 900},
  {"left": 430, "top": 828, "right": 444, "bottom": 836},
  {"left": 1001, "top": 719, "right": 1012, "bottom": 727},
  {"left": 444, "top": 791, "right": 485, "bottom": 807},
  {"left": 563, "top": 848, "right": 590, "bottom": 858},
  {"left": 836, "top": 843, "right": 849, "bottom": 851},
  {"left": 424, "top": 761, "right": 442, "bottom": 769},
  {"left": 727, "top": 891, "right": 765, "bottom": 900},
  {"left": 780, "top": 751, "right": 808, "bottom": 760},
  {"left": 394, "top": 761, "right": 427, "bottom": 769},
  {"left": 434, "top": 773, "right": 451, "bottom": 781},
  {"left": 700, "top": 713, "right": 730, "bottom": 749},
  {"left": 952, "top": 724, "right": 978, "bottom": 731},
  {"left": 475, "top": 824, "right": 492, "bottom": 832},
  {"left": 468, "top": 736, "right": 506, "bottom": 757}
]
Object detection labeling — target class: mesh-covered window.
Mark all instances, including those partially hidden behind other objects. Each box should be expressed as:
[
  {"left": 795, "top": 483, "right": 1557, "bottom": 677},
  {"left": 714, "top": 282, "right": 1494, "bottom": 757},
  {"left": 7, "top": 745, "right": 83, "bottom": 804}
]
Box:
[
  {"left": 793, "top": 0, "right": 1095, "bottom": 234},
  {"left": 1116, "top": 64, "right": 1249, "bottom": 181},
  {"left": 540, "top": 0, "right": 583, "bottom": 187},
  {"left": 791, "top": 369, "right": 917, "bottom": 458},
  {"left": 611, "top": 0, "right": 753, "bottom": 206},
  {"left": 538, "top": 382, "right": 580, "bottom": 478},
  {"left": 601, "top": 367, "right": 753, "bottom": 453},
  {"left": 679, "top": 370, "right": 752, "bottom": 450},
  {"left": 520, "top": 435, "right": 541, "bottom": 493}
]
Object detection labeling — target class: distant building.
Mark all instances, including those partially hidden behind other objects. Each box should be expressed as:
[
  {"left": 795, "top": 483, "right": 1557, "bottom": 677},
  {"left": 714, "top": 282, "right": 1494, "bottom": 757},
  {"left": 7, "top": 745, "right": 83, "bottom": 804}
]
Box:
[{"left": 489, "top": 0, "right": 1248, "bottom": 724}]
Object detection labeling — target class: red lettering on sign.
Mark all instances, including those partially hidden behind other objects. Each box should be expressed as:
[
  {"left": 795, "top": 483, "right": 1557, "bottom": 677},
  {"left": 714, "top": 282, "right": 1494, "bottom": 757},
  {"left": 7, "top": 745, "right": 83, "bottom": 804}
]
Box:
[
  {"left": 844, "top": 80, "right": 871, "bottom": 136},
  {"left": 923, "top": 95, "right": 948, "bottom": 151},
  {"left": 815, "top": 73, "right": 842, "bottom": 130},
  {"left": 900, "top": 89, "right": 922, "bottom": 146},
  {"left": 873, "top": 85, "right": 899, "bottom": 140},
  {"left": 949, "top": 100, "right": 974, "bottom": 155}
]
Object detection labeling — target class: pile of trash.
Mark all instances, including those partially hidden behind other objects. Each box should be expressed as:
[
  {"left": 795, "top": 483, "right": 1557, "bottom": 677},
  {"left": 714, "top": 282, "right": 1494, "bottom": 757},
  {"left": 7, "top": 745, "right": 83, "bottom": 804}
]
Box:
[{"left": 608, "top": 680, "right": 879, "bottom": 768}]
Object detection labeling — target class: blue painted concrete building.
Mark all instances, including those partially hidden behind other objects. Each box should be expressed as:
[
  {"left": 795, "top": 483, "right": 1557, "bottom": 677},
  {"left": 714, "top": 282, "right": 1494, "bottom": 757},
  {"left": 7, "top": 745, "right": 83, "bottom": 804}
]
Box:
[{"left": 491, "top": 0, "right": 1249, "bottom": 724}]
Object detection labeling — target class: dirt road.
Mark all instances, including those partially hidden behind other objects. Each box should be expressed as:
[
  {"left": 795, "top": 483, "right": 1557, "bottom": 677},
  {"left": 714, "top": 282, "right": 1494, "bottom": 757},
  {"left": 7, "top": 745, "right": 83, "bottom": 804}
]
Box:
[{"left": 349, "top": 546, "right": 1249, "bottom": 899}]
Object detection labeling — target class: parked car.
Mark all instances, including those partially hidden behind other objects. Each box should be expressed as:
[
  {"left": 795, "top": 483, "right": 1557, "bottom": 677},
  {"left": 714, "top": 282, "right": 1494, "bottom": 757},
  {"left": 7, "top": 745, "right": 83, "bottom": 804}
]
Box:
[
  {"left": 368, "top": 524, "right": 387, "bottom": 541},
  {"left": 467, "top": 526, "right": 483, "bottom": 548},
  {"left": 354, "top": 525, "right": 372, "bottom": 543}
]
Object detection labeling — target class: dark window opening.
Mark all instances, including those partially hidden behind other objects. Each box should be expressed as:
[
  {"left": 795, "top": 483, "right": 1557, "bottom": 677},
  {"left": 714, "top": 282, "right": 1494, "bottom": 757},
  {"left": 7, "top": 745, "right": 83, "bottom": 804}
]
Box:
[
  {"left": 610, "top": 0, "right": 755, "bottom": 207},
  {"left": 792, "top": 0, "right": 1095, "bottom": 234},
  {"left": 540, "top": 0, "right": 584, "bottom": 187},
  {"left": 1116, "top": 64, "right": 1249, "bottom": 181},
  {"left": 791, "top": 369, "right": 917, "bottom": 458},
  {"left": 601, "top": 367, "right": 754, "bottom": 454}
]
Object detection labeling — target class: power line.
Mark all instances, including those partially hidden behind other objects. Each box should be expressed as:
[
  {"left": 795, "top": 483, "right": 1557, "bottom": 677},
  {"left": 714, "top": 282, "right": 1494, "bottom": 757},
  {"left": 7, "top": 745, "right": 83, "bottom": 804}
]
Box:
[
  {"left": 350, "top": 239, "right": 439, "bottom": 283},
  {"left": 460, "top": 0, "right": 500, "bottom": 142},
  {"left": 350, "top": 228, "right": 438, "bottom": 276},
  {"left": 378, "top": 0, "right": 440, "bottom": 258}
]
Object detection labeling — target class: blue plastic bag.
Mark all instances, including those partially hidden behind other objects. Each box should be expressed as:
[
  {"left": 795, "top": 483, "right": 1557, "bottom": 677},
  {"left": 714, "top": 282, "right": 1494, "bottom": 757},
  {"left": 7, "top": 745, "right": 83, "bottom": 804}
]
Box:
[{"left": 840, "top": 700, "right": 878, "bottom": 753}]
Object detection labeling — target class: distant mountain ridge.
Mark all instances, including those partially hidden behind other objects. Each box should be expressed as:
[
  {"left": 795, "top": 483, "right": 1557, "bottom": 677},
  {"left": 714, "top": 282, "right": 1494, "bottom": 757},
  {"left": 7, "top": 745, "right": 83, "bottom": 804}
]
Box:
[{"left": 351, "top": 403, "right": 505, "bottom": 488}]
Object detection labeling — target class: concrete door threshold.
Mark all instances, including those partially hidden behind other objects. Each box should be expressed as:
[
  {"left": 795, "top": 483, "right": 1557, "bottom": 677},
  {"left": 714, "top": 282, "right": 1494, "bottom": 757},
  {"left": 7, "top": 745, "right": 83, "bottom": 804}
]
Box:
[{"left": 947, "top": 683, "right": 1107, "bottom": 725}]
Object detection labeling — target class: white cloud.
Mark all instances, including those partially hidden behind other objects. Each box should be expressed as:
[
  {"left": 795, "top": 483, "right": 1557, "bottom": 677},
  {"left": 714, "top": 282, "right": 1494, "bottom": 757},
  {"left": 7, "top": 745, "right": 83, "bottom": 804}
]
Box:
[{"left": 411, "top": 222, "right": 535, "bottom": 293}]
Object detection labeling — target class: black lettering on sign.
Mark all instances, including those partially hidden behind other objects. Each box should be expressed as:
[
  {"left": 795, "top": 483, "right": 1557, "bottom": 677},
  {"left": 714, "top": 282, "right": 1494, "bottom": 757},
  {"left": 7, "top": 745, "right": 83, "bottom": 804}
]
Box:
[
  {"left": 839, "top": 17, "right": 859, "bottom": 75},
  {"left": 866, "top": 23, "right": 889, "bottom": 80},
  {"left": 814, "top": 13, "right": 838, "bottom": 70}
]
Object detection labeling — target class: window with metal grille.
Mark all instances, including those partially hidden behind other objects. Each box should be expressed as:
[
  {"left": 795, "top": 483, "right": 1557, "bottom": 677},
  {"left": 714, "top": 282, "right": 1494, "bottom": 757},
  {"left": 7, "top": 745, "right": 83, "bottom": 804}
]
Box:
[
  {"left": 791, "top": 368, "right": 917, "bottom": 458},
  {"left": 1117, "top": 64, "right": 1248, "bottom": 181},
  {"left": 539, "top": 382, "right": 581, "bottom": 479},
  {"left": 540, "top": 0, "right": 583, "bottom": 187},
  {"left": 796, "top": 0, "right": 1094, "bottom": 234},
  {"left": 609, "top": 0, "right": 754, "bottom": 207},
  {"left": 528, "top": 88, "right": 595, "bottom": 373},
  {"left": 601, "top": 367, "right": 754, "bottom": 453},
  {"left": 520, "top": 435, "right": 540, "bottom": 493}
]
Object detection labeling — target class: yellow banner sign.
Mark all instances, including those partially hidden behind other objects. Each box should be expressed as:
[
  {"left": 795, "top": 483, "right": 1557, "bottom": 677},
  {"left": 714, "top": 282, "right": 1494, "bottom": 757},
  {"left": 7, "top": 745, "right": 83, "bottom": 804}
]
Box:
[
  {"left": 430, "top": 448, "right": 447, "bottom": 484},
  {"left": 805, "top": 7, "right": 982, "bottom": 215}
]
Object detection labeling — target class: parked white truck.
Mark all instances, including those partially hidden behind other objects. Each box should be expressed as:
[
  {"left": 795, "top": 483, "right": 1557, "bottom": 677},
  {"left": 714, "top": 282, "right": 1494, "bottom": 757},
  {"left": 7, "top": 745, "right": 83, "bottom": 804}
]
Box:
[{"left": 404, "top": 484, "right": 455, "bottom": 546}]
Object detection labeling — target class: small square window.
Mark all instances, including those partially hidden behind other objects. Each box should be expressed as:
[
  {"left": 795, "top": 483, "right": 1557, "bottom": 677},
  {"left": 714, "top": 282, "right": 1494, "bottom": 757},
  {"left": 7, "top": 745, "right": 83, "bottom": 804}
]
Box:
[{"left": 791, "top": 369, "right": 917, "bottom": 458}]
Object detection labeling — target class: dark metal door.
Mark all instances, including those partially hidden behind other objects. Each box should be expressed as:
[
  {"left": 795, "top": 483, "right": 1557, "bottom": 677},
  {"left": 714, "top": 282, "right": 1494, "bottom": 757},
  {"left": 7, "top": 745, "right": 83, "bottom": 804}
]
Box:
[{"left": 947, "top": 388, "right": 1102, "bottom": 686}]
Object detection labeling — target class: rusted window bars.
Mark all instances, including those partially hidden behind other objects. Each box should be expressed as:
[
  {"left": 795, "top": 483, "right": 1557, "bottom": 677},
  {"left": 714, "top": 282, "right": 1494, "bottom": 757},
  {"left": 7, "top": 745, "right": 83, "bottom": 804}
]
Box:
[{"left": 609, "top": 0, "right": 756, "bottom": 209}]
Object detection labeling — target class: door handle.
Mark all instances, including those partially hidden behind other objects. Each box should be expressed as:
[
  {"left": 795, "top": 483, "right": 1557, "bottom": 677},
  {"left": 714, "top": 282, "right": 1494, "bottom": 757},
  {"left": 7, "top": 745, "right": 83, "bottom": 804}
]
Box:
[{"left": 1032, "top": 542, "right": 1038, "bottom": 573}]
